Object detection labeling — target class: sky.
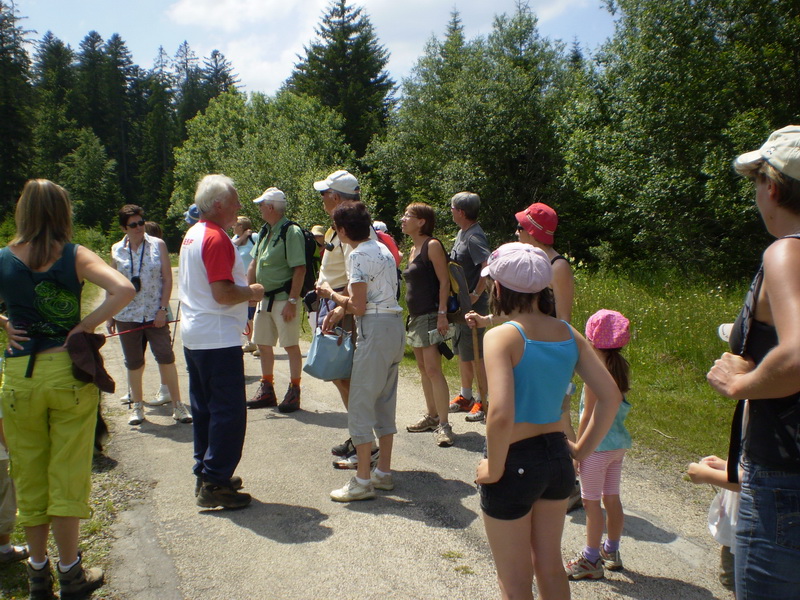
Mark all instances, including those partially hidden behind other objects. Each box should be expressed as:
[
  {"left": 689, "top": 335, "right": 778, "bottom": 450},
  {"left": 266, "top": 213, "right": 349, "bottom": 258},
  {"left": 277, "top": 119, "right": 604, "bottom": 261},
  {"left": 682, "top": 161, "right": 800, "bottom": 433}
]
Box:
[{"left": 16, "top": 0, "right": 617, "bottom": 94}]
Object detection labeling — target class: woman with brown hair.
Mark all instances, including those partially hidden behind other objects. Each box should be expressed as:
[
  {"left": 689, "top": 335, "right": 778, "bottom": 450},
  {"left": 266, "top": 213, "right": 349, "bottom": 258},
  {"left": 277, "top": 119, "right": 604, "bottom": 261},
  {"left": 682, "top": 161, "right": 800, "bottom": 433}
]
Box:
[
  {"left": 0, "top": 179, "right": 135, "bottom": 599},
  {"left": 401, "top": 202, "right": 455, "bottom": 447}
]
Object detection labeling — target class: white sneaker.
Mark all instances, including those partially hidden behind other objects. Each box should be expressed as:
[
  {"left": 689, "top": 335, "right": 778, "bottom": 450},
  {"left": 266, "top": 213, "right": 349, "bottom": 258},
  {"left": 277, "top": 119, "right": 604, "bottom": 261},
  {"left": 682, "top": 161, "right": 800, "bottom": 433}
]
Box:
[
  {"left": 120, "top": 390, "right": 131, "bottom": 404},
  {"left": 145, "top": 384, "right": 171, "bottom": 407},
  {"left": 242, "top": 341, "right": 258, "bottom": 353},
  {"left": 172, "top": 402, "right": 193, "bottom": 423},
  {"left": 371, "top": 469, "right": 394, "bottom": 491},
  {"left": 330, "top": 477, "right": 375, "bottom": 502},
  {"left": 128, "top": 402, "right": 144, "bottom": 426}
]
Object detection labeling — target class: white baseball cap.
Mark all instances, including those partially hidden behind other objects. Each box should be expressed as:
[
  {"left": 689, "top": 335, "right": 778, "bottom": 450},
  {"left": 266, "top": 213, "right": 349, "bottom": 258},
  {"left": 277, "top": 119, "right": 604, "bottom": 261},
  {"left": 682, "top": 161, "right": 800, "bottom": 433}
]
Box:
[
  {"left": 734, "top": 125, "right": 800, "bottom": 181},
  {"left": 253, "top": 187, "right": 286, "bottom": 204},
  {"left": 313, "top": 170, "right": 360, "bottom": 195}
]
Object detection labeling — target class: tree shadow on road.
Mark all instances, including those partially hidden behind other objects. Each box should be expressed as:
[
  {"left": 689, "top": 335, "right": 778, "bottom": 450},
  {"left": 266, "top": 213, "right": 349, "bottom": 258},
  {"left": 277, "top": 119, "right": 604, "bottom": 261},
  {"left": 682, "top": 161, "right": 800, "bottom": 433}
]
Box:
[
  {"left": 339, "top": 469, "right": 480, "bottom": 529},
  {"left": 567, "top": 511, "right": 678, "bottom": 544},
  {"left": 201, "top": 500, "right": 333, "bottom": 544}
]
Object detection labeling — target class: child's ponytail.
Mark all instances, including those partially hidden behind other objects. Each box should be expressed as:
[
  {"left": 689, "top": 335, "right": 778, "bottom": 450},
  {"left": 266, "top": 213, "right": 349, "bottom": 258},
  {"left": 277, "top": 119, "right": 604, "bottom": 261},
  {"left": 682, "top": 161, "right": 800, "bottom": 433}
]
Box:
[{"left": 604, "top": 349, "right": 630, "bottom": 394}]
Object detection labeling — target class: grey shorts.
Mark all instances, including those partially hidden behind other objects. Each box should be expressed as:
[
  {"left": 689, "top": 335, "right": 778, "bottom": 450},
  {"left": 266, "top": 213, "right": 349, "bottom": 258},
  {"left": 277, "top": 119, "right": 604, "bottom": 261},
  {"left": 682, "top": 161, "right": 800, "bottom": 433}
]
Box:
[
  {"left": 406, "top": 313, "right": 453, "bottom": 348},
  {"left": 453, "top": 293, "right": 488, "bottom": 361},
  {"left": 116, "top": 320, "right": 175, "bottom": 370}
]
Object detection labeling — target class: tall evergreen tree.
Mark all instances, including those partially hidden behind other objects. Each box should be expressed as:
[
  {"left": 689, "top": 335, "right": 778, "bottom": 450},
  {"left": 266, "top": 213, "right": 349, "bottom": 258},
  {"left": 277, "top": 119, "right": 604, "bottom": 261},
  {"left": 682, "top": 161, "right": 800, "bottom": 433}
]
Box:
[
  {"left": 202, "top": 49, "right": 239, "bottom": 97},
  {"left": 173, "top": 41, "right": 205, "bottom": 140},
  {"left": 0, "top": 0, "right": 34, "bottom": 211},
  {"left": 286, "top": 0, "right": 394, "bottom": 157}
]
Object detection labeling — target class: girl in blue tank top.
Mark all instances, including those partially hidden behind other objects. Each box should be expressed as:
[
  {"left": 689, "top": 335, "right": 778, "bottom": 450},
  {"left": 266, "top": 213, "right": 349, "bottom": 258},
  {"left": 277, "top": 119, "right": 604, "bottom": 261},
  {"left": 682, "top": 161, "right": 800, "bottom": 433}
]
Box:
[
  {"left": 565, "top": 309, "right": 632, "bottom": 581},
  {"left": 473, "top": 243, "right": 623, "bottom": 600}
]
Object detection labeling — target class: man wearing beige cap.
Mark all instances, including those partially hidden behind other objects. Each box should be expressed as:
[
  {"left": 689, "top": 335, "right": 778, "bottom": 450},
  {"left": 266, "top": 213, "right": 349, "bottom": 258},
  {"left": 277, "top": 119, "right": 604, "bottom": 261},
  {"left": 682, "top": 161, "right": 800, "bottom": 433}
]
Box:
[
  {"left": 246, "top": 187, "right": 306, "bottom": 414},
  {"left": 312, "top": 170, "right": 380, "bottom": 469}
]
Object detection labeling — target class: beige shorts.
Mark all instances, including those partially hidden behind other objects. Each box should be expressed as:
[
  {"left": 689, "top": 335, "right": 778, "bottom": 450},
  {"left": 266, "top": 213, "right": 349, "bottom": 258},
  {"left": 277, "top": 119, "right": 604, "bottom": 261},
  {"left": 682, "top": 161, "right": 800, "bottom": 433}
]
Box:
[{"left": 253, "top": 300, "right": 301, "bottom": 347}]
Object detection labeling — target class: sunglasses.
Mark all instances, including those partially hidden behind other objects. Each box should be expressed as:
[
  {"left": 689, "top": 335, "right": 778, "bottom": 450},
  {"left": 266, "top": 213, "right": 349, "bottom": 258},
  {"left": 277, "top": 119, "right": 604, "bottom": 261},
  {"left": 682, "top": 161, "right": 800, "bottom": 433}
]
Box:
[
  {"left": 127, "top": 220, "right": 146, "bottom": 229},
  {"left": 516, "top": 225, "right": 524, "bottom": 232}
]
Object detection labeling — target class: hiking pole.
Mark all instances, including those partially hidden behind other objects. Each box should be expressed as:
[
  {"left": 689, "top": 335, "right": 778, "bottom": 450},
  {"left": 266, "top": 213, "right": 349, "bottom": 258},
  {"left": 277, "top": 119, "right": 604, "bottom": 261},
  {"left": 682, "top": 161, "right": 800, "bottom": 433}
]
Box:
[
  {"left": 472, "top": 325, "right": 488, "bottom": 412},
  {"left": 171, "top": 301, "right": 181, "bottom": 348}
]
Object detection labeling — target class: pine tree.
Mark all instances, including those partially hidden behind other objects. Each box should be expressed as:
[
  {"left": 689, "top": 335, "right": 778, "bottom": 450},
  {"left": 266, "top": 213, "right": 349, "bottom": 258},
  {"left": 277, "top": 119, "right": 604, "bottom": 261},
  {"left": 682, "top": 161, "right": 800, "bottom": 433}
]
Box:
[
  {"left": 287, "top": 0, "right": 394, "bottom": 157},
  {"left": 202, "top": 49, "right": 239, "bottom": 97},
  {"left": 0, "top": 0, "right": 34, "bottom": 211}
]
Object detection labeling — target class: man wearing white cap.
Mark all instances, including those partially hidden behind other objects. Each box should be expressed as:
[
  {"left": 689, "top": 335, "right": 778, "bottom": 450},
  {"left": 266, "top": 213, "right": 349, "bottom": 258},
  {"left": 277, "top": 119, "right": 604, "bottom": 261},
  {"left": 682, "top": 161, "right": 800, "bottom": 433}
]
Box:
[
  {"left": 313, "top": 170, "right": 380, "bottom": 468},
  {"left": 246, "top": 188, "right": 306, "bottom": 414}
]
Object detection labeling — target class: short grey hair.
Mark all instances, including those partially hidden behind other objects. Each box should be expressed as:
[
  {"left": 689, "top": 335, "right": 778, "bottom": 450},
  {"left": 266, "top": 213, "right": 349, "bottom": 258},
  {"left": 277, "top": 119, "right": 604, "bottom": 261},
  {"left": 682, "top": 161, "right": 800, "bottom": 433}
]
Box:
[
  {"left": 450, "top": 191, "right": 481, "bottom": 221},
  {"left": 195, "top": 174, "right": 236, "bottom": 213},
  {"left": 337, "top": 190, "right": 360, "bottom": 202}
]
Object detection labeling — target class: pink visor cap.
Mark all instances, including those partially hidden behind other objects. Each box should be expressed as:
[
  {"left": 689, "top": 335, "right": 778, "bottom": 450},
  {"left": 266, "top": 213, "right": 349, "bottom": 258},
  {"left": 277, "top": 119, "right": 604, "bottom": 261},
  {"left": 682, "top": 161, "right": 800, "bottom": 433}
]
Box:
[
  {"left": 481, "top": 242, "right": 552, "bottom": 294},
  {"left": 585, "top": 309, "right": 630, "bottom": 349}
]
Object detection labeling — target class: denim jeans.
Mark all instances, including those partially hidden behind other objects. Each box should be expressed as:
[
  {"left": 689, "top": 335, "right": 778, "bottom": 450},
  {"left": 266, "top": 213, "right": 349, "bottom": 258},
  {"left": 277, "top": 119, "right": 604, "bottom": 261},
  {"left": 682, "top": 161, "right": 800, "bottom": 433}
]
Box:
[{"left": 735, "top": 460, "right": 800, "bottom": 599}]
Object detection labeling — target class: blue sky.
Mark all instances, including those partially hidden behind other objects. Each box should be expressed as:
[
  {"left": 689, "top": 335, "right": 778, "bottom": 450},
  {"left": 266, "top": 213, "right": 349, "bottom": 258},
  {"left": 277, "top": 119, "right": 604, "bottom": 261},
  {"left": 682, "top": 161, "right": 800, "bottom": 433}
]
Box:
[{"left": 17, "top": 0, "right": 617, "bottom": 94}]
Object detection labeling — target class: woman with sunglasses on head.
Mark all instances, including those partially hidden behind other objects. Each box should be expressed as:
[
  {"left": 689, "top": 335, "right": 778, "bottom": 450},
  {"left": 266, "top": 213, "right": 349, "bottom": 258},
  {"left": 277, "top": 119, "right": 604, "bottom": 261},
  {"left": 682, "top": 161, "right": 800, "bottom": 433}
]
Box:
[{"left": 108, "top": 205, "right": 192, "bottom": 426}]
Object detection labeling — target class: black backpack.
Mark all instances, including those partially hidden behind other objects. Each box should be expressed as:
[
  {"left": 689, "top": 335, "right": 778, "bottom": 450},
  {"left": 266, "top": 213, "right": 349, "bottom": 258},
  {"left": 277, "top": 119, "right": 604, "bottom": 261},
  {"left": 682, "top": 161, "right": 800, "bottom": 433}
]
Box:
[{"left": 256, "top": 220, "right": 319, "bottom": 310}]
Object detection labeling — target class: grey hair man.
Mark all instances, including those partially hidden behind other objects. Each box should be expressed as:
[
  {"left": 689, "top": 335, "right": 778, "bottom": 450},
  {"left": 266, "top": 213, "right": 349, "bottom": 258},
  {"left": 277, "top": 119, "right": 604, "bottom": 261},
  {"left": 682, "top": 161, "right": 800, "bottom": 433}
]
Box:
[{"left": 246, "top": 188, "right": 306, "bottom": 414}]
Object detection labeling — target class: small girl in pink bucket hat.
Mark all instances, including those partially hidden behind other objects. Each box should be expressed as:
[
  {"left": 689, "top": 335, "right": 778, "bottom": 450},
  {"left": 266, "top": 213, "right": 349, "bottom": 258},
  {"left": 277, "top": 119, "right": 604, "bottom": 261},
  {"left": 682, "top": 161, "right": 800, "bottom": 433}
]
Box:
[{"left": 566, "top": 309, "right": 632, "bottom": 580}]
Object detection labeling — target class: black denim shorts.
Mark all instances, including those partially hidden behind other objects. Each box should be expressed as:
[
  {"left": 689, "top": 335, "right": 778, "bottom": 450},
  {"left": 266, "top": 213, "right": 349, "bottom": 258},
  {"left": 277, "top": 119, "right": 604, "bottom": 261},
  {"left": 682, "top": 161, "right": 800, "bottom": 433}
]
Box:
[{"left": 479, "top": 432, "right": 575, "bottom": 520}]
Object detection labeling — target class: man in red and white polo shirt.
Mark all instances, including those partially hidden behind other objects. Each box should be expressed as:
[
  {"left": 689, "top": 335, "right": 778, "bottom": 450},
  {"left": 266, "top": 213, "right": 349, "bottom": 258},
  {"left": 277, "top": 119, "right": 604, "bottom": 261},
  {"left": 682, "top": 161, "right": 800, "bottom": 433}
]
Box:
[{"left": 179, "top": 174, "right": 264, "bottom": 509}]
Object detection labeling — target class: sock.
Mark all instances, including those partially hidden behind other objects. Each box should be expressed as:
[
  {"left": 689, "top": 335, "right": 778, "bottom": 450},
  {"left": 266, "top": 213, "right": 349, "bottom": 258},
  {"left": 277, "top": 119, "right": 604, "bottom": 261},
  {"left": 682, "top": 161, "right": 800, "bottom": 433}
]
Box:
[
  {"left": 261, "top": 375, "right": 274, "bottom": 385},
  {"left": 355, "top": 475, "right": 371, "bottom": 486},
  {"left": 460, "top": 388, "right": 473, "bottom": 400},
  {"left": 583, "top": 546, "right": 600, "bottom": 564},
  {"left": 604, "top": 539, "right": 620, "bottom": 553},
  {"left": 58, "top": 556, "right": 80, "bottom": 573},
  {"left": 290, "top": 378, "right": 301, "bottom": 387},
  {"left": 28, "top": 557, "right": 48, "bottom": 570},
  {"left": 373, "top": 467, "right": 390, "bottom": 477}
]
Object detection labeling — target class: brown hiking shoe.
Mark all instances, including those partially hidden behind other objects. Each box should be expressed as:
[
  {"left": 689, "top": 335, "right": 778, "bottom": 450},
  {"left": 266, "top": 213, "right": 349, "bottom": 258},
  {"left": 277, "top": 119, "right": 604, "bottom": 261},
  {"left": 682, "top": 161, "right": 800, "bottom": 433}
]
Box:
[
  {"left": 57, "top": 555, "right": 104, "bottom": 600},
  {"left": 27, "top": 560, "right": 55, "bottom": 600},
  {"left": 196, "top": 482, "right": 252, "bottom": 509},
  {"left": 278, "top": 384, "right": 301, "bottom": 413},
  {"left": 246, "top": 380, "right": 277, "bottom": 409}
]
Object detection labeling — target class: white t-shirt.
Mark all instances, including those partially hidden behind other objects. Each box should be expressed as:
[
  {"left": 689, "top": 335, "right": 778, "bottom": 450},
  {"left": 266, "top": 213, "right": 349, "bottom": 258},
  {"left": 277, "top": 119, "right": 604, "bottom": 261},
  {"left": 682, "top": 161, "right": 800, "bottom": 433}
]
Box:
[
  {"left": 318, "top": 226, "right": 378, "bottom": 290},
  {"left": 178, "top": 220, "right": 247, "bottom": 350},
  {"left": 348, "top": 239, "right": 401, "bottom": 312}
]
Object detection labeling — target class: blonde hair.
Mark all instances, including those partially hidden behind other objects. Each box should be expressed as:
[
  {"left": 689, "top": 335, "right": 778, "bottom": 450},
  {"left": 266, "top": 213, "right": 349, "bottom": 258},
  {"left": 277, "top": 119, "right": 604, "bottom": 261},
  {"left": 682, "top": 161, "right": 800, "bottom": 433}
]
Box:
[
  {"left": 236, "top": 216, "right": 253, "bottom": 231},
  {"left": 11, "top": 179, "right": 73, "bottom": 270}
]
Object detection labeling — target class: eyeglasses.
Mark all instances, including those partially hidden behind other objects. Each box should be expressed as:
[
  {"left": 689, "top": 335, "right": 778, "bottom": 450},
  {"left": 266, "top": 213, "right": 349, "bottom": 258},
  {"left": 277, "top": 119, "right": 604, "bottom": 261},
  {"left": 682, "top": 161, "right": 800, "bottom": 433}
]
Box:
[
  {"left": 516, "top": 225, "right": 524, "bottom": 232},
  {"left": 127, "top": 220, "right": 145, "bottom": 229},
  {"left": 401, "top": 213, "right": 417, "bottom": 219}
]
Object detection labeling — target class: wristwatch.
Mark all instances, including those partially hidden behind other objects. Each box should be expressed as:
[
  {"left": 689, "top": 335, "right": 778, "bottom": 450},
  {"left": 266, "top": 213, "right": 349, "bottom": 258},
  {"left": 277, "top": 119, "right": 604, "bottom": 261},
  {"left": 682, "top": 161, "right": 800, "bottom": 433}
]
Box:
[
  {"left": 287, "top": 297, "right": 298, "bottom": 305},
  {"left": 158, "top": 306, "right": 168, "bottom": 312}
]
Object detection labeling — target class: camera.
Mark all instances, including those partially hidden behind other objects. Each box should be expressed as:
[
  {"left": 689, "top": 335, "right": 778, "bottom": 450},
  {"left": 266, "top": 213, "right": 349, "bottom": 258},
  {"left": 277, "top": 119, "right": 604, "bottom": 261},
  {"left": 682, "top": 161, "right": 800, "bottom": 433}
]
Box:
[
  {"left": 304, "top": 290, "right": 319, "bottom": 312},
  {"left": 130, "top": 276, "right": 141, "bottom": 292}
]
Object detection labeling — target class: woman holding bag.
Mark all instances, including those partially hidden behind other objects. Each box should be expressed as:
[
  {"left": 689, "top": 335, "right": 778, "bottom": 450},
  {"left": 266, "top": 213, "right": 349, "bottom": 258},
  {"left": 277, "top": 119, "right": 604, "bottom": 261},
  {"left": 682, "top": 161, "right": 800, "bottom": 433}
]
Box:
[{"left": 316, "top": 202, "right": 404, "bottom": 502}]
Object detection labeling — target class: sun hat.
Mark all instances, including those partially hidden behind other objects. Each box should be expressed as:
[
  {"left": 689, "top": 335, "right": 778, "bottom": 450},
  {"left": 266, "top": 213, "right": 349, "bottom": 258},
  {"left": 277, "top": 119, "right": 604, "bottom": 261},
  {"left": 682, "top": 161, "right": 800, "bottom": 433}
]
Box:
[
  {"left": 585, "top": 309, "right": 630, "bottom": 349},
  {"left": 310, "top": 225, "right": 326, "bottom": 237},
  {"left": 480, "top": 242, "right": 552, "bottom": 294},
  {"left": 734, "top": 125, "right": 800, "bottom": 181},
  {"left": 313, "top": 170, "right": 360, "bottom": 195},
  {"left": 372, "top": 220, "right": 388, "bottom": 233},
  {"left": 515, "top": 202, "right": 558, "bottom": 245},
  {"left": 184, "top": 204, "right": 200, "bottom": 225},
  {"left": 253, "top": 187, "right": 286, "bottom": 204}
]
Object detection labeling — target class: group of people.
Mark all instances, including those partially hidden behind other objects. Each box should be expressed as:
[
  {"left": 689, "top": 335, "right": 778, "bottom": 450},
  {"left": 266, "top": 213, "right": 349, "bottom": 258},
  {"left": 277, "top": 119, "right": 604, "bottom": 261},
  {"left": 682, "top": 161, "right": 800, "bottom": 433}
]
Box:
[{"left": 1, "top": 125, "right": 799, "bottom": 600}]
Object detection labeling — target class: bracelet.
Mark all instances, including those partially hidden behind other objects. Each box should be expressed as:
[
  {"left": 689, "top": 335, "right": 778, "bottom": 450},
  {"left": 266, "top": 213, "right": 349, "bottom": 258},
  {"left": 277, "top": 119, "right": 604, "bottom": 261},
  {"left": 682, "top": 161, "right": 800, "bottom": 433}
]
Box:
[{"left": 437, "top": 310, "right": 446, "bottom": 315}]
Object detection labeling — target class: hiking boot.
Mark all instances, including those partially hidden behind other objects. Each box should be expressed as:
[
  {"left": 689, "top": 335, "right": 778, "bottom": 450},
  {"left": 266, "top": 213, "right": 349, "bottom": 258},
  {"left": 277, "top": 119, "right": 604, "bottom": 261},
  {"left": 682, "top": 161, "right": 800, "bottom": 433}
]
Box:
[
  {"left": 57, "top": 555, "right": 104, "bottom": 600},
  {"left": 330, "top": 477, "right": 376, "bottom": 502},
  {"left": 332, "top": 446, "right": 379, "bottom": 470},
  {"left": 278, "top": 384, "right": 301, "bottom": 413},
  {"left": 331, "top": 437, "right": 355, "bottom": 457},
  {"left": 465, "top": 402, "right": 485, "bottom": 422},
  {"left": 0, "top": 544, "right": 28, "bottom": 564},
  {"left": 128, "top": 402, "right": 144, "bottom": 426},
  {"left": 194, "top": 475, "right": 244, "bottom": 497},
  {"left": 196, "top": 482, "right": 252, "bottom": 509},
  {"left": 599, "top": 546, "right": 623, "bottom": 571},
  {"left": 565, "top": 554, "right": 604, "bottom": 580},
  {"left": 371, "top": 469, "right": 394, "bottom": 491},
  {"left": 406, "top": 414, "right": 439, "bottom": 432},
  {"left": 449, "top": 394, "right": 473, "bottom": 413},
  {"left": 27, "top": 560, "right": 55, "bottom": 600},
  {"left": 242, "top": 341, "right": 258, "bottom": 353},
  {"left": 246, "top": 381, "right": 276, "bottom": 409},
  {"left": 145, "top": 384, "right": 171, "bottom": 406},
  {"left": 566, "top": 481, "right": 583, "bottom": 513},
  {"left": 434, "top": 422, "right": 455, "bottom": 447},
  {"left": 172, "top": 402, "right": 193, "bottom": 423}
]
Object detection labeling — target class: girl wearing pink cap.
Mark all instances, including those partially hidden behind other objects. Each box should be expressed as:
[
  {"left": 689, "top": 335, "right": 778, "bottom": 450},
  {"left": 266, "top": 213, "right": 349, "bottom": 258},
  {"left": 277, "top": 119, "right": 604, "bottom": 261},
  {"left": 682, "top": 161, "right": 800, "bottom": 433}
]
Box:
[
  {"left": 475, "top": 243, "right": 621, "bottom": 600},
  {"left": 565, "top": 310, "right": 632, "bottom": 581}
]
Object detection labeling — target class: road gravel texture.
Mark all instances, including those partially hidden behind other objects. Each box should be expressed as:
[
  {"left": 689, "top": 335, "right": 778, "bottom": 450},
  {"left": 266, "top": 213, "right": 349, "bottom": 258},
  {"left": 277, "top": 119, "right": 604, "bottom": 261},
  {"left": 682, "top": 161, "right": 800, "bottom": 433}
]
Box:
[{"left": 99, "top": 271, "right": 733, "bottom": 600}]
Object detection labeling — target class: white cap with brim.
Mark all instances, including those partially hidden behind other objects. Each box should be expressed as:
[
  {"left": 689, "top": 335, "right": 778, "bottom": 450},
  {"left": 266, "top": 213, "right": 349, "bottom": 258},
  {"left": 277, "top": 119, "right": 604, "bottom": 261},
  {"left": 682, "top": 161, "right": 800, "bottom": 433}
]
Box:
[
  {"left": 313, "top": 170, "right": 360, "bottom": 195},
  {"left": 253, "top": 187, "right": 286, "bottom": 204},
  {"left": 734, "top": 125, "right": 800, "bottom": 181}
]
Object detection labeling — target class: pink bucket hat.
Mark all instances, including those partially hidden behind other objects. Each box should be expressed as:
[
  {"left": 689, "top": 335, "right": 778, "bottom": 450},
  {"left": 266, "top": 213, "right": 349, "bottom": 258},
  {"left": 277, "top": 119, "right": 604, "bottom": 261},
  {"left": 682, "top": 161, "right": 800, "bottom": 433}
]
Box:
[
  {"left": 481, "top": 242, "right": 552, "bottom": 294},
  {"left": 585, "top": 309, "right": 630, "bottom": 349}
]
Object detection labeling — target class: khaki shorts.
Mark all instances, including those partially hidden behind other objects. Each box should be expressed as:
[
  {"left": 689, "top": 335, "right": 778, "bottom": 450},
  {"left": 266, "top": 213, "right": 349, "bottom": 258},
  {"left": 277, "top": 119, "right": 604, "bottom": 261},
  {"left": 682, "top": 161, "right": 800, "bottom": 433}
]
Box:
[
  {"left": 253, "top": 299, "right": 301, "bottom": 347},
  {"left": 406, "top": 313, "right": 454, "bottom": 348}
]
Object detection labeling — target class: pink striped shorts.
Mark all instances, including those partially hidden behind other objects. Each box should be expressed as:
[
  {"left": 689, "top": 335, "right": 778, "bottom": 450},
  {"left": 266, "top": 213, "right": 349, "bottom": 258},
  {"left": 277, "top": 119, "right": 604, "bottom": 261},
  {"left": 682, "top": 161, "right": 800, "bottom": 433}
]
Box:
[{"left": 579, "top": 448, "right": 627, "bottom": 501}]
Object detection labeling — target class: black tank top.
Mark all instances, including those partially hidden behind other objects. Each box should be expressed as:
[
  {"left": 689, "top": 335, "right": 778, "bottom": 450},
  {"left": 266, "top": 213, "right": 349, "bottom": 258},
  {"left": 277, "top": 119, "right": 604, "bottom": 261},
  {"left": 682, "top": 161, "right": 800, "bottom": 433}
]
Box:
[{"left": 403, "top": 237, "right": 439, "bottom": 317}]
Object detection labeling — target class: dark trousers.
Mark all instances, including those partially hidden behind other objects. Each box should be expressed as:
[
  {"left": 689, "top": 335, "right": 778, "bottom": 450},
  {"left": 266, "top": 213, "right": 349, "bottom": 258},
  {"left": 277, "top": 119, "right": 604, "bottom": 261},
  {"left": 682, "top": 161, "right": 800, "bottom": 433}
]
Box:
[{"left": 184, "top": 346, "right": 247, "bottom": 486}]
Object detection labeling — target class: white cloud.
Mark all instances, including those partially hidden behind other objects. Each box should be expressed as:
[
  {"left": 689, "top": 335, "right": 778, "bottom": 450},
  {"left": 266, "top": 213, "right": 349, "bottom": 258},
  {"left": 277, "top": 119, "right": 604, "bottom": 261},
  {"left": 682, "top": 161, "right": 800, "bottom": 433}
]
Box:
[{"left": 166, "top": 0, "right": 323, "bottom": 33}]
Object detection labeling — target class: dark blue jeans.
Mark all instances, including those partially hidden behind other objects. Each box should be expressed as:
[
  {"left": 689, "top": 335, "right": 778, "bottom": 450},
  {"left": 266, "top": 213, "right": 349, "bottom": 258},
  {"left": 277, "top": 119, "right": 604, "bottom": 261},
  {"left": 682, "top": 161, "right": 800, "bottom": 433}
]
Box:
[
  {"left": 735, "top": 460, "right": 800, "bottom": 599},
  {"left": 184, "top": 346, "right": 247, "bottom": 487}
]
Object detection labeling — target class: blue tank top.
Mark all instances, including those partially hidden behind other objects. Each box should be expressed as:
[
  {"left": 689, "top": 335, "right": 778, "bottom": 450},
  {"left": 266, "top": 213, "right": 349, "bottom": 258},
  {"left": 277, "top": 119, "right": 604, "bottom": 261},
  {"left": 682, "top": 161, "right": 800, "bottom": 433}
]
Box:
[
  {"left": 579, "top": 386, "right": 632, "bottom": 451},
  {"left": 506, "top": 320, "right": 579, "bottom": 424}
]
